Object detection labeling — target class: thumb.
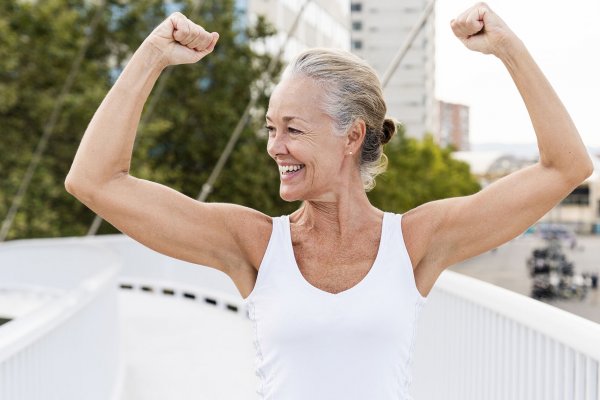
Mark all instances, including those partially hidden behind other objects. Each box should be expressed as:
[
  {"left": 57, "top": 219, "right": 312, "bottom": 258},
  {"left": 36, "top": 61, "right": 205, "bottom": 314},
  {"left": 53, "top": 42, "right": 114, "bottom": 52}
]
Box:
[{"left": 204, "top": 32, "right": 219, "bottom": 53}]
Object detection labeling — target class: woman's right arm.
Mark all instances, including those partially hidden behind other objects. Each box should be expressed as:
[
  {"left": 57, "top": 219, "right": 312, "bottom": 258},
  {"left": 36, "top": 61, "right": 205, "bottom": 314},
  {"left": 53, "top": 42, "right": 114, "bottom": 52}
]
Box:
[{"left": 65, "top": 13, "right": 271, "bottom": 276}]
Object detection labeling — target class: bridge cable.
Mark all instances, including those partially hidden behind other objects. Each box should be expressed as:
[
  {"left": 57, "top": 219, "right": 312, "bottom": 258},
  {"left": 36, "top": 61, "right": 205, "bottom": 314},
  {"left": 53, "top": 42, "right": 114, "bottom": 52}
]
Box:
[
  {"left": 87, "top": 0, "right": 431, "bottom": 235},
  {"left": 196, "top": 0, "right": 312, "bottom": 202},
  {"left": 381, "top": 0, "right": 435, "bottom": 89},
  {"left": 86, "top": 0, "right": 206, "bottom": 236},
  {"left": 87, "top": 0, "right": 312, "bottom": 234},
  {"left": 0, "top": 1, "right": 107, "bottom": 242},
  {"left": 194, "top": 0, "right": 433, "bottom": 203}
]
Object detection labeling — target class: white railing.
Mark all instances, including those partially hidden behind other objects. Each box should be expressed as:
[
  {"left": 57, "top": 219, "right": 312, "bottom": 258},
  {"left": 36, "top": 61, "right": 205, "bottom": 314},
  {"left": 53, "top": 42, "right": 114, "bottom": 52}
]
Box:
[
  {"left": 1, "top": 234, "right": 599, "bottom": 400},
  {"left": 411, "top": 271, "right": 600, "bottom": 400},
  {"left": 0, "top": 238, "right": 122, "bottom": 400},
  {"left": 93, "top": 235, "right": 600, "bottom": 399}
]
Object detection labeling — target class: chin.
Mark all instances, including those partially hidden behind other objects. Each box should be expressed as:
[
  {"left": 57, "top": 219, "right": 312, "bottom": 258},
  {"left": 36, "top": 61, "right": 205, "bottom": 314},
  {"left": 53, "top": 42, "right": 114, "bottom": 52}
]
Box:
[
  {"left": 279, "top": 186, "right": 304, "bottom": 202},
  {"left": 279, "top": 191, "right": 300, "bottom": 203}
]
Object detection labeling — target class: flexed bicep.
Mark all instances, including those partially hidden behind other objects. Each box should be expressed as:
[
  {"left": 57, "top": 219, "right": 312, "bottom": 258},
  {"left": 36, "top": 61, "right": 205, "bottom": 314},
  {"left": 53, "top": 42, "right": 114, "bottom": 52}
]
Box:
[
  {"left": 88, "top": 175, "right": 271, "bottom": 275},
  {"left": 433, "top": 164, "right": 578, "bottom": 269}
]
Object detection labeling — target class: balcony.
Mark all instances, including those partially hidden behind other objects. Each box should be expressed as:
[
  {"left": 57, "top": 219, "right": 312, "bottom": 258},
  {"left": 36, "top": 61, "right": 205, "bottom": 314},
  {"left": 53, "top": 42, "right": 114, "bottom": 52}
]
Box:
[{"left": 1, "top": 235, "right": 599, "bottom": 399}]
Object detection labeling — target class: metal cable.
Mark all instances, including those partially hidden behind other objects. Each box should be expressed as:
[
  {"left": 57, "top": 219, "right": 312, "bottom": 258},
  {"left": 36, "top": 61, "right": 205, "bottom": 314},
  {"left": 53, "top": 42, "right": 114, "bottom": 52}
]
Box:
[
  {"left": 0, "top": 1, "right": 107, "bottom": 242},
  {"left": 196, "top": 0, "right": 312, "bottom": 201},
  {"left": 381, "top": 0, "right": 436, "bottom": 89},
  {"left": 86, "top": 0, "right": 432, "bottom": 235},
  {"left": 87, "top": 0, "right": 205, "bottom": 235},
  {"left": 197, "top": 0, "right": 434, "bottom": 201}
]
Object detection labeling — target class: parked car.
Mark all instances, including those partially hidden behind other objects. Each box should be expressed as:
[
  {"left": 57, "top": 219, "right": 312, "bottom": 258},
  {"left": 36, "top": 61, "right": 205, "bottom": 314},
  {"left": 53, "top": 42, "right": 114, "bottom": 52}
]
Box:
[{"left": 534, "top": 223, "right": 577, "bottom": 248}]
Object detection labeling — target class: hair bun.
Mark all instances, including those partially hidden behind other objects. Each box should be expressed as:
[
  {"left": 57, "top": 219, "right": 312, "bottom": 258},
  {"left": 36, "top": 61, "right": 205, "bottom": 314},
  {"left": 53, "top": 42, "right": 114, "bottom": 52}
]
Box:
[{"left": 381, "top": 118, "right": 396, "bottom": 145}]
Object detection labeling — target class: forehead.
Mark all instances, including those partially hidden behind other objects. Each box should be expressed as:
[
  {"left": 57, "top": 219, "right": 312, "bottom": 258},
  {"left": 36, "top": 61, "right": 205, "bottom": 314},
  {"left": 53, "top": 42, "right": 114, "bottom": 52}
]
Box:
[{"left": 267, "top": 75, "right": 327, "bottom": 121}]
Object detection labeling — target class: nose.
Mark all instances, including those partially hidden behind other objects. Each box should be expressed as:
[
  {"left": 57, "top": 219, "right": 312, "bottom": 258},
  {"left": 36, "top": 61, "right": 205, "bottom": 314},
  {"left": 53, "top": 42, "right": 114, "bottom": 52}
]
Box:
[{"left": 266, "top": 130, "right": 289, "bottom": 158}]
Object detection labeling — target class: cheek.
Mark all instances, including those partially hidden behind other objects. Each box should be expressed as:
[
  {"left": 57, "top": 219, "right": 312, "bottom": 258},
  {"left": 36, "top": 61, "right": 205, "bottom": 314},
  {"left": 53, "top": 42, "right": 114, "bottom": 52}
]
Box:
[{"left": 311, "top": 151, "right": 343, "bottom": 176}]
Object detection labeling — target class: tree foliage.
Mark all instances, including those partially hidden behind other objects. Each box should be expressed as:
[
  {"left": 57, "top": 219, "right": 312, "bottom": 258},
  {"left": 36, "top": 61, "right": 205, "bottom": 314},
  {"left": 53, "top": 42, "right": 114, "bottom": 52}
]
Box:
[
  {"left": 0, "top": 0, "right": 293, "bottom": 240},
  {"left": 369, "top": 126, "right": 481, "bottom": 212},
  {"left": 0, "top": 0, "right": 479, "bottom": 240},
  {"left": 0, "top": 0, "right": 111, "bottom": 239}
]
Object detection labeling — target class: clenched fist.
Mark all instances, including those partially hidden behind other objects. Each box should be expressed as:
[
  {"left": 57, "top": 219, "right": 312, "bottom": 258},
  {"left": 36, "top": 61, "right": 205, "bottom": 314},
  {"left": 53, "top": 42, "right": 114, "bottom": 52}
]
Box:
[
  {"left": 451, "top": 3, "right": 520, "bottom": 58},
  {"left": 144, "top": 12, "right": 219, "bottom": 67}
]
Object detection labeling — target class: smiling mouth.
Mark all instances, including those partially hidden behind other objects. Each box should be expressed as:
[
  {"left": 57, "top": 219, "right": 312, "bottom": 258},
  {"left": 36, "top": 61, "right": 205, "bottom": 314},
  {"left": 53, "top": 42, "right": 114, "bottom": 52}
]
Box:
[{"left": 278, "top": 164, "right": 305, "bottom": 176}]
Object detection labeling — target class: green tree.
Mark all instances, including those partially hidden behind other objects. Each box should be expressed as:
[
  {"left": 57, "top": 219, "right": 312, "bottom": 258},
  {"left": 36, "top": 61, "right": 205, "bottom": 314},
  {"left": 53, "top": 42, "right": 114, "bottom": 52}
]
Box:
[
  {"left": 0, "top": 0, "right": 292, "bottom": 239},
  {"left": 0, "top": 0, "right": 112, "bottom": 239},
  {"left": 0, "top": 0, "right": 477, "bottom": 240},
  {"left": 369, "top": 126, "right": 481, "bottom": 212},
  {"left": 126, "top": 2, "right": 298, "bottom": 219}
]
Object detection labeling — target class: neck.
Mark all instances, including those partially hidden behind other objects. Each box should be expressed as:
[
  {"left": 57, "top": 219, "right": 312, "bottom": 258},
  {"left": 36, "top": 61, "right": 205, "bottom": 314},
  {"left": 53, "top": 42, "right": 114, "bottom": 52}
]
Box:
[{"left": 290, "top": 185, "right": 382, "bottom": 236}]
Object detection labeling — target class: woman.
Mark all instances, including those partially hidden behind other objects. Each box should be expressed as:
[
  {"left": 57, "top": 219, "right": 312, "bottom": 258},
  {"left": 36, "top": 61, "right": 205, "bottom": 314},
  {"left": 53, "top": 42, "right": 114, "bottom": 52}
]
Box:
[{"left": 66, "top": 3, "right": 593, "bottom": 399}]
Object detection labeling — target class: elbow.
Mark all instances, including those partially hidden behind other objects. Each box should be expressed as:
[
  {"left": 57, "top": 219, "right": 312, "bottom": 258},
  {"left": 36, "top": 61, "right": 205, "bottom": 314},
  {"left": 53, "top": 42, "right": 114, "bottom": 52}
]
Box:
[
  {"left": 64, "top": 173, "right": 90, "bottom": 203},
  {"left": 64, "top": 172, "right": 100, "bottom": 205},
  {"left": 574, "top": 155, "right": 594, "bottom": 182},
  {"left": 582, "top": 157, "right": 595, "bottom": 180},
  {"left": 542, "top": 151, "right": 595, "bottom": 187},
  {"left": 64, "top": 173, "right": 77, "bottom": 196},
  {"left": 564, "top": 155, "right": 594, "bottom": 187},
  {"left": 65, "top": 170, "right": 128, "bottom": 205}
]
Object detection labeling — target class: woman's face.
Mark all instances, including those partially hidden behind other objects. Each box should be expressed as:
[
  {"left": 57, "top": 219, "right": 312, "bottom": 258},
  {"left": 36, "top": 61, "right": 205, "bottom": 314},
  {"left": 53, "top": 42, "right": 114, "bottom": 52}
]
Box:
[{"left": 266, "top": 75, "right": 349, "bottom": 202}]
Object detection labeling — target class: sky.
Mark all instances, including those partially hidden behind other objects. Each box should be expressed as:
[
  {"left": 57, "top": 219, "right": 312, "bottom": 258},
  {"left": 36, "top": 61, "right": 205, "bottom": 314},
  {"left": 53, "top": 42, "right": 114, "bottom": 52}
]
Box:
[{"left": 434, "top": 0, "right": 600, "bottom": 146}]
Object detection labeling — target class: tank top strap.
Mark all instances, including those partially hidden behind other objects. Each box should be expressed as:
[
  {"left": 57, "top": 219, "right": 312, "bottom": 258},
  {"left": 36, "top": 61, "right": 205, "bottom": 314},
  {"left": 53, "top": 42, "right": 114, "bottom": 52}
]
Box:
[
  {"left": 243, "top": 215, "right": 291, "bottom": 302},
  {"left": 383, "top": 212, "right": 427, "bottom": 303},
  {"left": 382, "top": 212, "right": 407, "bottom": 259}
]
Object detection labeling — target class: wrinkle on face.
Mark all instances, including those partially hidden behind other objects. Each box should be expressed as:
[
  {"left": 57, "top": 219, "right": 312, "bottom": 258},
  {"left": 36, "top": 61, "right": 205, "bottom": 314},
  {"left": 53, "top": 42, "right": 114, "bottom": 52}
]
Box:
[{"left": 266, "top": 75, "right": 348, "bottom": 202}]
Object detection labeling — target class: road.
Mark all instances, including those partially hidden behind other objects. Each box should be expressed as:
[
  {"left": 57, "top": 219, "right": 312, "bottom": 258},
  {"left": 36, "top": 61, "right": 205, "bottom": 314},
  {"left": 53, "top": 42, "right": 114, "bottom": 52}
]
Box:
[{"left": 449, "top": 234, "right": 600, "bottom": 324}]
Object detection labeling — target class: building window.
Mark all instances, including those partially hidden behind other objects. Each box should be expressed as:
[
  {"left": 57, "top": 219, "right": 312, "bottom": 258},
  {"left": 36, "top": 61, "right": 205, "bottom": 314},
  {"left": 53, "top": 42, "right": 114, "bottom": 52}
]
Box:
[
  {"left": 562, "top": 185, "right": 590, "bottom": 206},
  {"left": 351, "top": 2, "right": 362, "bottom": 12},
  {"left": 352, "top": 21, "right": 362, "bottom": 31},
  {"left": 351, "top": 40, "right": 363, "bottom": 50}
]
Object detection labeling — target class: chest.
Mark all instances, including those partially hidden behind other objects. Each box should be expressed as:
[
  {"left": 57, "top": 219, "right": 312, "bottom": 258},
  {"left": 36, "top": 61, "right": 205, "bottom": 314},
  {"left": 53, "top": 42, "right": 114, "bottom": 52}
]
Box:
[{"left": 290, "top": 227, "right": 381, "bottom": 294}]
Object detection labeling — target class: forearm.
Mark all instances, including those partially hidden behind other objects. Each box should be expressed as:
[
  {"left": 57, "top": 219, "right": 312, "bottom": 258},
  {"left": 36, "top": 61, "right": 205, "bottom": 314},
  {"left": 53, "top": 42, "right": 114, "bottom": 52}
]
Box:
[
  {"left": 498, "top": 39, "right": 592, "bottom": 181},
  {"left": 66, "top": 42, "right": 165, "bottom": 191}
]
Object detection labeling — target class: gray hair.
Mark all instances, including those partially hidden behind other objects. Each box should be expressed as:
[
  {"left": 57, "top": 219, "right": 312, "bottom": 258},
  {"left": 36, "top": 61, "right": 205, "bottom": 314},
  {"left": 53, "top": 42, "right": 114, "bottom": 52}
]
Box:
[{"left": 282, "top": 48, "right": 396, "bottom": 191}]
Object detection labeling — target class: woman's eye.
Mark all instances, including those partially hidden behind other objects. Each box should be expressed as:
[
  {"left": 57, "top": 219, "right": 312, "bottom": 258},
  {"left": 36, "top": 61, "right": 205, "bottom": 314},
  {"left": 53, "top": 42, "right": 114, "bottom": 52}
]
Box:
[
  {"left": 288, "top": 127, "right": 302, "bottom": 134},
  {"left": 265, "top": 125, "right": 275, "bottom": 135}
]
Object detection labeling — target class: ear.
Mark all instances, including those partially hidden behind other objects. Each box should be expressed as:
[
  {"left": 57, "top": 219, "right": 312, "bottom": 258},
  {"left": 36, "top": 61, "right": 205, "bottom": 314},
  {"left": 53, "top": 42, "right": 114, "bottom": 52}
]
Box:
[{"left": 346, "top": 119, "right": 366, "bottom": 155}]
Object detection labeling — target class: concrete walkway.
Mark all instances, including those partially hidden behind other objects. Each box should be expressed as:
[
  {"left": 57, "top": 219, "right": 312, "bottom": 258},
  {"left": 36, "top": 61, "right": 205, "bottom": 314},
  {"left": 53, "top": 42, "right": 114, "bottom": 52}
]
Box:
[{"left": 118, "top": 291, "right": 258, "bottom": 400}]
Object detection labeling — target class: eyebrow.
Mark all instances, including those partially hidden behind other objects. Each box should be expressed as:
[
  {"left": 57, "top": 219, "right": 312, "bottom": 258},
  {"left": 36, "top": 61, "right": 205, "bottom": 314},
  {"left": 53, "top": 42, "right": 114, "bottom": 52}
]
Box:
[{"left": 265, "top": 115, "right": 309, "bottom": 123}]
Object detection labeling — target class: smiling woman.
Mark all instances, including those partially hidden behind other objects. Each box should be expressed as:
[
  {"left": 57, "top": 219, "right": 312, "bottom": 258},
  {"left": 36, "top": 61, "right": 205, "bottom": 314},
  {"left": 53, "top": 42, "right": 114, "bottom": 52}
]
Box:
[
  {"left": 266, "top": 48, "right": 396, "bottom": 196},
  {"left": 65, "top": 4, "right": 593, "bottom": 400}
]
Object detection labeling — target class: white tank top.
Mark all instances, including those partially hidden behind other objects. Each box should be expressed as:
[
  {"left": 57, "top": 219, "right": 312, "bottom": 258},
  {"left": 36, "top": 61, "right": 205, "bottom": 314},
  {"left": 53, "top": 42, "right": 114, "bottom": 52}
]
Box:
[{"left": 243, "top": 212, "right": 426, "bottom": 400}]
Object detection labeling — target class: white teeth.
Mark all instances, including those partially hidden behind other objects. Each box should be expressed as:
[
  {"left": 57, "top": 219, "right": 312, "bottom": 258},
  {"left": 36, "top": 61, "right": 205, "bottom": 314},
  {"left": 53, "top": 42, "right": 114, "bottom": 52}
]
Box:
[{"left": 278, "top": 164, "right": 304, "bottom": 174}]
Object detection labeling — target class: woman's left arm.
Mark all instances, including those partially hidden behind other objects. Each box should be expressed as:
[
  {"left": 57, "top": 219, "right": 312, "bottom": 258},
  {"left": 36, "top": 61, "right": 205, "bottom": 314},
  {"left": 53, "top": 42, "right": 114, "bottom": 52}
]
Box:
[{"left": 404, "top": 3, "right": 593, "bottom": 293}]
